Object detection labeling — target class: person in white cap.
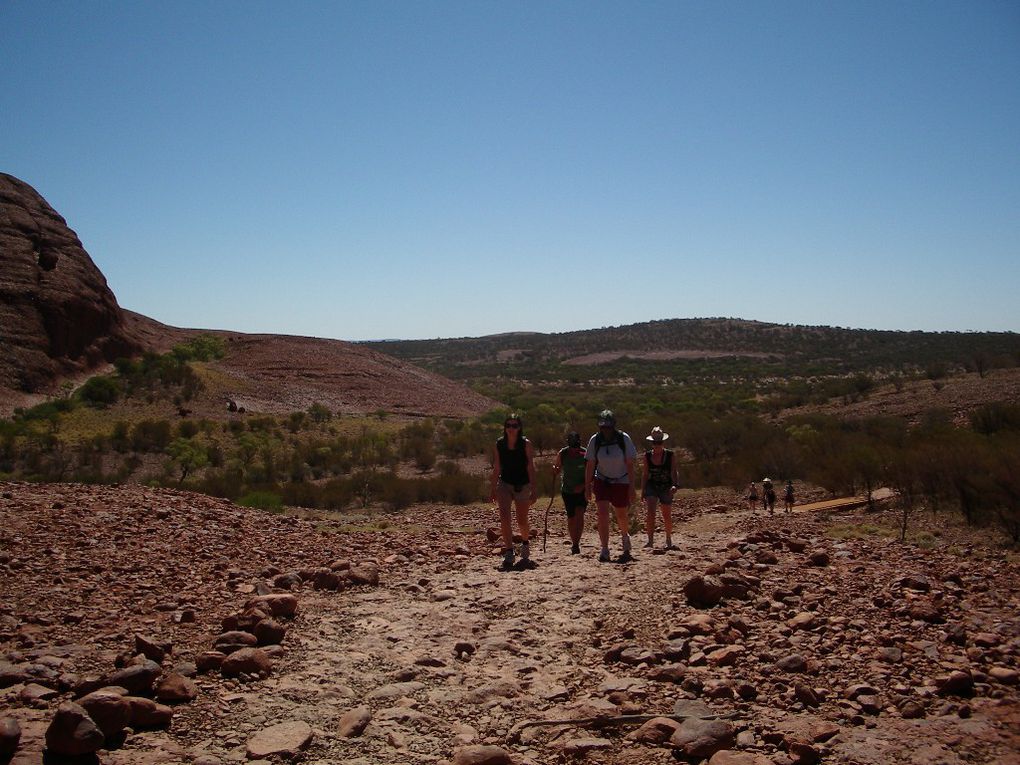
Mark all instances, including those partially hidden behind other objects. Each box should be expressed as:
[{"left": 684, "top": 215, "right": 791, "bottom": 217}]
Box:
[
  {"left": 584, "top": 409, "right": 638, "bottom": 562},
  {"left": 641, "top": 426, "right": 678, "bottom": 549}
]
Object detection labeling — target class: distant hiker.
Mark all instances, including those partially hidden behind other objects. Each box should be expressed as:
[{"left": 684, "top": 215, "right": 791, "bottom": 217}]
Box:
[
  {"left": 584, "top": 409, "right": 638, "bottom": 563},
  {"left": 762, "top": 477, "right": 777, "bottom": 515},
  {"left": 783, "top": 479, "right": 795, "bottom": 513},
  {"left": 746, "top": 482, "right": 758, "bottom": 512},
  {"left": 641, "top": 426, "right": 678, "bottom": 550},
  {"left": 552, "top": 432, "right": 587, "bottom": 554},
  {"left": 490, "top": 414, "right": 537, "bottom": 570}
]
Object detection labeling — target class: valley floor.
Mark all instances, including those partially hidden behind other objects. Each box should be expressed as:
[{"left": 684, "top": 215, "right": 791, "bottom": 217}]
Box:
[{"left": 1, "top": 483, "right": 1018, "bottom": 764}]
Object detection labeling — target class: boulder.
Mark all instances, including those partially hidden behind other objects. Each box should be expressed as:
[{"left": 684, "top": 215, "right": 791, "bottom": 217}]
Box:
[
  {"left": 125, "top": 696, "right": 173, "bottom": 729},
  {"left": 79, "top": 689, "right": 131, "bottom": 738},
  {"left": 0, "top": 717, "right": 21, "bottom": 756},
  {"left": 670, "top": 718, "right": 736, "bottom": 760},
  {"left": 255, "top": 618, "right": 288, "bottom": 646},
  {"left": 684, "top": 575, "right": 724, "bottom": 607},
  {"left": 154, "top": 672, "right": 198, "bottom": 703},
  {"left": 221, "top": 647, "right": 272, "bottom": 678},
  {"left": 107, "top": 660, "right": 161, "bottom": 695},
  {"left": 246, "top": 594, "right": 299, "bottom": 618},
  {"left": 44, "top": 702, "right": 104, "bottom": 756}
]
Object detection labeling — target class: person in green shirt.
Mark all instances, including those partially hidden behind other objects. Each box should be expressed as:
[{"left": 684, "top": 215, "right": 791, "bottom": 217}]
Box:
[{"left": 552, "top": 432, "right": 587, "bottom": 554}]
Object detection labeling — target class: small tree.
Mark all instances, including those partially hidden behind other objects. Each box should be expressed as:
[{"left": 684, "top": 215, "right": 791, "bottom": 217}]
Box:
[{"left": 167, "top": 438, "right": 208, "bottom": 485}]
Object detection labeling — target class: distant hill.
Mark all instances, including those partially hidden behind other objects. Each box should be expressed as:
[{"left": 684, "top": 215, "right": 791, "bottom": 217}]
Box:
[{"left": 363, "top": 318, "right": 1020, "bottom": 382}]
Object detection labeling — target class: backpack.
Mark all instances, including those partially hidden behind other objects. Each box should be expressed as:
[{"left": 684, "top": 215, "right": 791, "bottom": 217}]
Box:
[{"left": 592, "top": 430, "right": 628, "bottom": 478}]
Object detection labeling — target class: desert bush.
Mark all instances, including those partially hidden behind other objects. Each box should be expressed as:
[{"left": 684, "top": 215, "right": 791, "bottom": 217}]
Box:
[
  {"left": 131, "top": 419, "right": 172, "bottom": 452},
  {"left": 77, "top": 375, "right": 121, "bottom": 408},
  {"left": 167, "top": 438, "right": 209, "bottom": 485},
  {"left": 238, "top": 490, "right": 284, "bottom": 513}
]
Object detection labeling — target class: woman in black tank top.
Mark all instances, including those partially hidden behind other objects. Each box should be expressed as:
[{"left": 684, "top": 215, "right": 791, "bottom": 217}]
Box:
[{"left": 490, "top": 414, "right": 536, "bottom": 570}]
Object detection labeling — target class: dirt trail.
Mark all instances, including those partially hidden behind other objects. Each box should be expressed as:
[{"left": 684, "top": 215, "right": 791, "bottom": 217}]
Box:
[{"left": 178, "top": 508, "right": 1019, "bottom": 765}]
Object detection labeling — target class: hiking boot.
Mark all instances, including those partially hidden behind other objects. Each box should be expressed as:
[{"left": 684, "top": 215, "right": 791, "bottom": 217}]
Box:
[
  {"left": 665, "top": 538, "right": 676, "bottom": 550},
  {"left": 570, "top": 542, "right": 580, "bottom": 555},
  {"left": 622, "top": 534, "right": 632, "bottom": 555},
  {"left": 500, "top": 549, "right": 515, "bottom": 570},
  {"left": 598, "top": 548, "right": 611, "bottom": 563},
  {"left": 520, "top": 541, "right": 530, "bottom": 562},
  {"left": 643, "top": 539, "right": 654, "bottom": 549}
]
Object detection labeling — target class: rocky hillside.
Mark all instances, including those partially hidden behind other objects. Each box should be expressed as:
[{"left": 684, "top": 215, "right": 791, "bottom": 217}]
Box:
[
  {"left": 0, "top": 174, "right": 496, "bottom": 419},
  {"left": 0, "top": 173, "right": 145, "bottom": 399},
  {"left": 2, "top": 481, "right": 1018, "bottom": 764}
]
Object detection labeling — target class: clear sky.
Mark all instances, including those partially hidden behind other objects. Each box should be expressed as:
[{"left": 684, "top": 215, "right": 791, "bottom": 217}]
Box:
[{"left": 3, "top": 1, "right": 1019, "bottom": 340}]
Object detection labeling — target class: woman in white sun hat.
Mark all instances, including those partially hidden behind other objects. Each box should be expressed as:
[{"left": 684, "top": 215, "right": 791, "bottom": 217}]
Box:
[{"left": 641, "top": 426, "right": 679, "bottom": 550}]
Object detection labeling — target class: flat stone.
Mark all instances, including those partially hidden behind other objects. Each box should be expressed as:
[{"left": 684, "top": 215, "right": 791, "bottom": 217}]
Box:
[
  {"left": 670, "top": 717, "right": 736, "bottom": 760},
  {"left": 246, "top": 720, "right": 313, "bottom": 760},
  {"left": 451, "top": 744, "right": 513, "bottom": 765}
]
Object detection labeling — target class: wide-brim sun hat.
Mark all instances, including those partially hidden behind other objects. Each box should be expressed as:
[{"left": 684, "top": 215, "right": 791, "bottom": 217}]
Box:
[{"left": 646, "top": 426, "right": 669, "bottom": 443}]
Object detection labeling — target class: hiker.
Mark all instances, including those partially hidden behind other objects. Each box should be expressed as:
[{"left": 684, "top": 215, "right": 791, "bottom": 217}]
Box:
[
  {"left": 746, "top": 482, "right": 758, "bottom": 512},
  {"left": 584, "top": 409, "right": 638, "bottom": 562},
  {"left": 762, "top": 477, "right": 777, "bottom": 515},
  {"left": 641, "top": 426, "right": 678, "bottom": 550},
  {"left": 490, "top": 414, "right": 537, "bottom": 570},
  {"left": 552, "top": 431, "right": 587, "bottom": 554},
  {"left": 783, "top": 479, "right": 795, "bottom": 513}
]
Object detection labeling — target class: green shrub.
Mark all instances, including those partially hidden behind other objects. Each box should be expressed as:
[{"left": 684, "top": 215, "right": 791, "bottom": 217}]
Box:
[
  {"left": 238, "top": 490, "right": 284, "bottom": 512},
  {"left": 77, "top": 376, "right": 121, "bottom": 408}
]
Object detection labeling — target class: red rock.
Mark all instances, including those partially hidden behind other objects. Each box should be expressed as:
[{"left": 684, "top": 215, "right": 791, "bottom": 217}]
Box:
[
  {"left": 134, "top": 633, "right": 171, "bottom": 663},
  {"left": 0, "top": 717, "right": 20, "bottom": 756},
  {"left": 452, "top": 745, "right": 513, "bottom": 765},
  {"left": 246, "top": 594, "right": 299, "bottom": 618},
  {"left": 125, "top": 696, "right": 173, "bottom": 729},
  {"left": 45, "top": 701, "right": 104, "bottom": 756},
  {"left": 0, "top": 173, "right": 144, "bottom": 396},
  {"left": 708, "top": 752, "right": 773, "bottom": 765},
  {"left": 155, "top": 672, "right": 198, "bottom": 703},
  {"left": 79, "top": 689, "right": 131, "bottom": 738},
  {"left": 107, "top": 659, "right": 161, "bottom": 695},
  {"left": 349, "top": 564, "right": 380, "bottom": 586},
  {"left": 684, "top": 575, "right": 724, "bottom": 607},
  {"left": 338, "top": 705, "right": 373, "bottom": 737},
  {"left": 627, "top": 717, "right": 682, "bottom": 744},
  {"left": 670, "top": 718, "right": 736, "bottom": 760},
  {"left": 221, "top": 647, "right": 272, "bottom": 678},
  {"left": 246, "top": 720, "right": 313, "bottom": 759},
  {"left": 196, "top": 650, "right": 227, "bottom": 673},
  {"left": 255, "top": 618, "right": 288, "bottom": 646}
]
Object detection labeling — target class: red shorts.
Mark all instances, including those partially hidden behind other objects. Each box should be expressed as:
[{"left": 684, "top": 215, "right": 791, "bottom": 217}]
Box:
[{"left": 593, "top": 478, "right": 630, "bottom": 508}]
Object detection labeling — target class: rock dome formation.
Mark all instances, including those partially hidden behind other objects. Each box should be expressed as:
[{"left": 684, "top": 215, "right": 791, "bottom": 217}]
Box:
[{"left": 0, "top": 173, "right": 141, "bottom": 394}]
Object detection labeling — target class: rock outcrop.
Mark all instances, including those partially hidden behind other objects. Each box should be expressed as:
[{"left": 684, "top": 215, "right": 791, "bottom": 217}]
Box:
[{"left": 0, "top": 173, "right": 142, "bottom": 393}]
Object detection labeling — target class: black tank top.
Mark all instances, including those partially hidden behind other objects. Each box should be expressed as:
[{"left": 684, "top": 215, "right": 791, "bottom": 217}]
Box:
[
  {"left": 645, "top": 449, "right": 673, "bottom": 488},
  {"left": 497, "top": 437, "right": 529, "bottom": 485}
]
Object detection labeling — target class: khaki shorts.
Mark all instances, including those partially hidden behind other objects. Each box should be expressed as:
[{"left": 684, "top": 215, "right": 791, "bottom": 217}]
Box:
[{"left": 496, "top": 481, "right": 530, "bottom": 503}]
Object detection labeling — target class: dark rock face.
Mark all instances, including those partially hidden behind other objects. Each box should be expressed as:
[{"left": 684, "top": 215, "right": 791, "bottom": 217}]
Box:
[{"left": 0, "top": 173, "right": 142, "bottom": 393}]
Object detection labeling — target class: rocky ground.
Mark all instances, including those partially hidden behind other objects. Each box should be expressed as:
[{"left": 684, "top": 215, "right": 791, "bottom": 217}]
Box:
[{"left": 1, "top": 482, "right": 1018, "bottom": 765}]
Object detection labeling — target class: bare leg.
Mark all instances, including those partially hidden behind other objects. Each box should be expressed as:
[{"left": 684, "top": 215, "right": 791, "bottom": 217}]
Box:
[
  {"left": 515, "top": 500, "right": 531, "bottom": 540},
  {"left": 614, "top": 504, "right": 632, "bottom": 555},
  {"left": 569, "top": 509, "right": 584, "bottom": 545},
  {"left": 596, "top": 501, "right": 611, "bottom": 549},
  {"left": 497, "top": 494, "right": 514, "bottom": 551},
  {"left": 662, "top": 502, "right": 673, "bottom": 546},
  {"left": 644, "top": 496, "right": 657, "bottom": 546}
]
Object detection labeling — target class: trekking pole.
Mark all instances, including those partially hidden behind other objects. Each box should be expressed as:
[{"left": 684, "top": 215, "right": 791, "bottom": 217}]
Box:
[{"left": 542, "top": 494, "right": 555, "bottom": 553}]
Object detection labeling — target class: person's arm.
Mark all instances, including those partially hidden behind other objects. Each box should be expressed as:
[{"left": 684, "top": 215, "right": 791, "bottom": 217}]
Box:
[
  {"left": 671, "top": 452, "right": 680, "bottom": 490},
  {"left": 490, "top": 444, "right": 500, "bottom": 502},
  {"left": 585, "top": 456, "right": 595, "bottom": 504},
  {"left": 626, "top": 456, "right": 636, "bottom": 503},
  {"left": 639, "top": 452, "right": 648, "bottom": 494},
  {"left": 525, "top": 440, "right": 537, "bottom": 501}
]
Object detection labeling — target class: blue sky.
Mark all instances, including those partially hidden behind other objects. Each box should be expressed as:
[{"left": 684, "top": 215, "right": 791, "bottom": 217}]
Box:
[{"left": 3, "top": 1, "right": 1018, "bottom": 340}]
